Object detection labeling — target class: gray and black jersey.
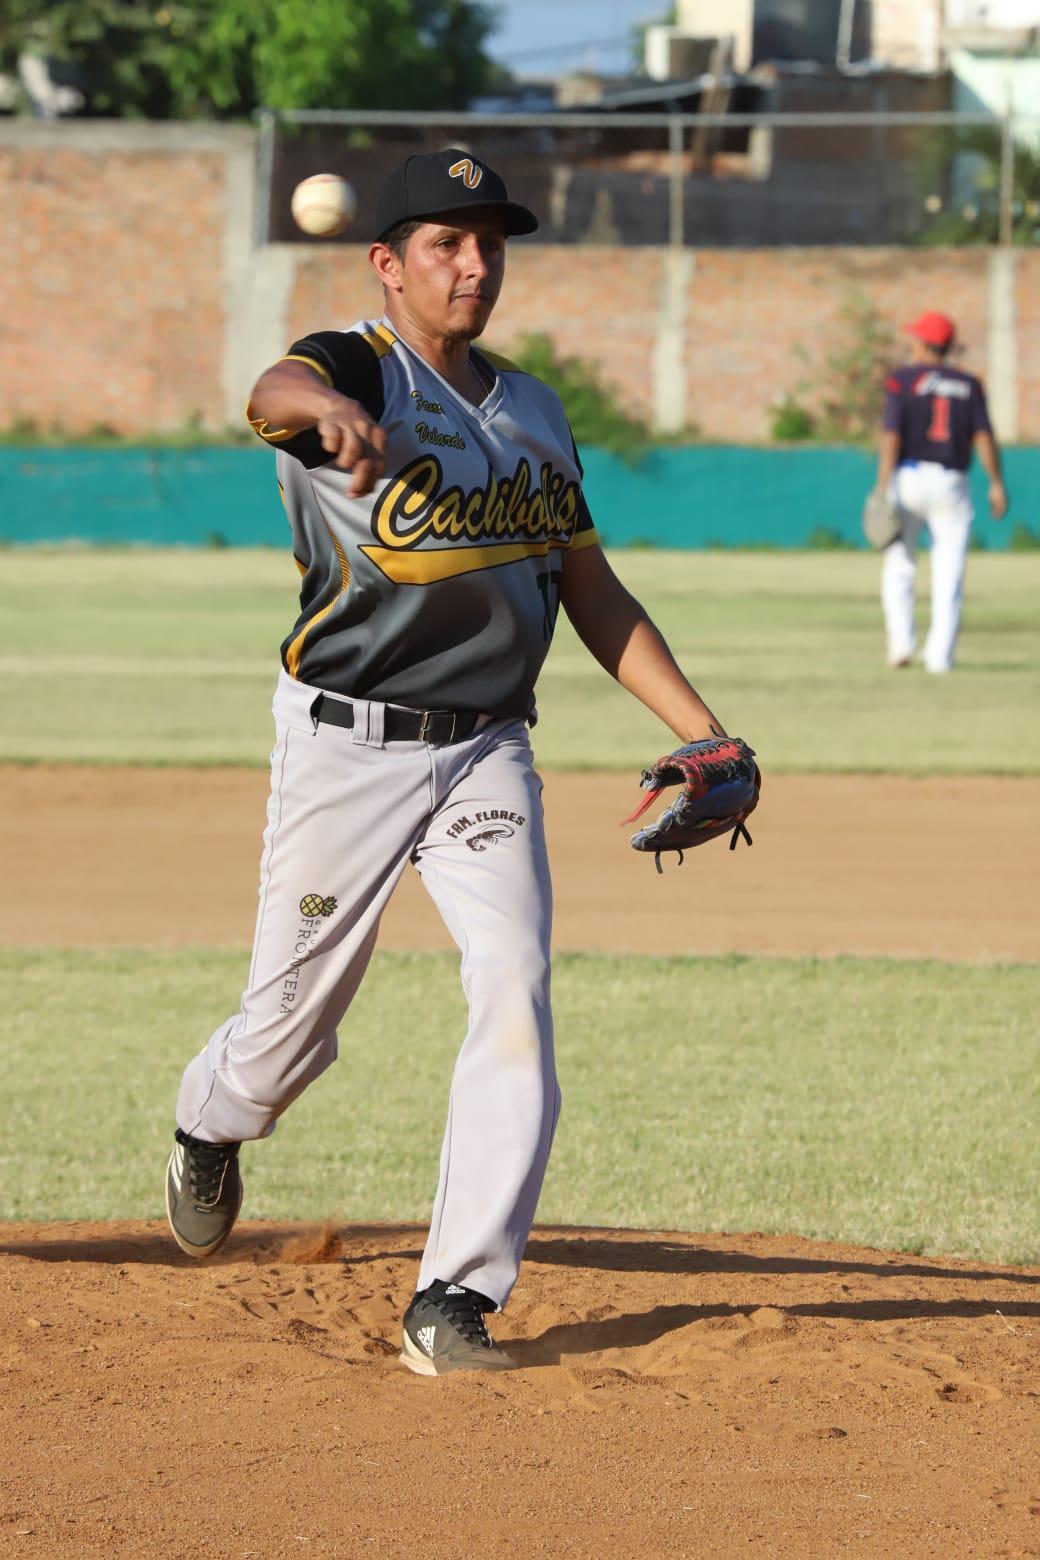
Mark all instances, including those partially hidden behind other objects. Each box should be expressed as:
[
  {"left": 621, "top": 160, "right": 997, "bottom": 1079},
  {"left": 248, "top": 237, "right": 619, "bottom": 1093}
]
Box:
[{"left": 248, "top": 318, "right": 599, "bottom": 716}]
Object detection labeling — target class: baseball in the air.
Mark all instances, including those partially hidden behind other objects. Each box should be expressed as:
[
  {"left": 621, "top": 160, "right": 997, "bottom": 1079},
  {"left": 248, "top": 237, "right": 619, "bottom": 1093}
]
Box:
[{"left": 290, "top": 174, "right": 357, "bottom": 237}]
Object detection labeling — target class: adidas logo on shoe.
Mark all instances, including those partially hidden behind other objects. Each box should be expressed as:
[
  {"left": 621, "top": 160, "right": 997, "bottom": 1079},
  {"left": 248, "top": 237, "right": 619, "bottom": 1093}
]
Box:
[{"left": 400, "top": 1280, "right": 516, "bottom": 1376}]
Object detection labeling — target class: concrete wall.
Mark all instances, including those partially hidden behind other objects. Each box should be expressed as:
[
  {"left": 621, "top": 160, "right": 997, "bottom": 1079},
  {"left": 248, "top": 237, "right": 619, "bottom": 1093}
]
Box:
[{"left": 0, "top": 120, "right": 1030, "bottom": 444}]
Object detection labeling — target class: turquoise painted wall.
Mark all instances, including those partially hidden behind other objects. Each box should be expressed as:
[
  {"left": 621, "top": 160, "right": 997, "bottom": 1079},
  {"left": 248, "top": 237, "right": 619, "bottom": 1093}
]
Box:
[{"left": 1, "top": 446, "right": 1036, "bottom": 549}]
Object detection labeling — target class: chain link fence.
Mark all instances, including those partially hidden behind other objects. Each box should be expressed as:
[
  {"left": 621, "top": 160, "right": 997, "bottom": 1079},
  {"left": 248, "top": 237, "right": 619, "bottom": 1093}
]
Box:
[{"left": 257, "top": 107, "right": 1040, "bottom": 250}]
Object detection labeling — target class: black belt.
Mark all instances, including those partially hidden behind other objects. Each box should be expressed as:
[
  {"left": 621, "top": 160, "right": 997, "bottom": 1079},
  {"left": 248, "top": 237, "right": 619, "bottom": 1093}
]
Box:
[{"left": 309, "top": 693, "right": 482, "bottom": 747}]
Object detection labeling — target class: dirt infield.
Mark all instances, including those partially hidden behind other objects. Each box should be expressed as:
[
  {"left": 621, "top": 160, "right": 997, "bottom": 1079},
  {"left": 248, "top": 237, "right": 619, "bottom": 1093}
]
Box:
[
  {"left": 9, "top": 766, "right": 1039, "bottom": 1554},
  {"left": 9, "top": 765, "right": 1040, "bottom": 959},
  {"left": 3, "top": 1221, "right": 1039, "bottom": 1557}
]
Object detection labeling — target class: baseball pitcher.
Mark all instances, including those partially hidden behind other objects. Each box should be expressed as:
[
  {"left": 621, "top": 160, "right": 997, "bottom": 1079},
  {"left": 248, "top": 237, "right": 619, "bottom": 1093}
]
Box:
[
  {"left": 874, "top": 310, "right": 1007, "bottom": 673},
  {"left": 166, "top": 149, "right": 733, "bottom": 1375}
]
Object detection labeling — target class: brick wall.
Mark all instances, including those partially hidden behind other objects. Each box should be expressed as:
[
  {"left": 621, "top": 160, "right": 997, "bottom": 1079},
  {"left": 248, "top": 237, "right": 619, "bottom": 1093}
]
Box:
[
  {"left": 0, "top": 121, "right": 1031, "bottom": 443},
  {"left": 685, "top": 248, "right": 992, "bottom": 441},
  {"left": 487, "top": 248, "right": 666, "bottom": 423},
  {"left": 282, "top": 246, "right": 665, "bottom": 422},
  {"left": 0, "top": 123, "right": 253, "bottom": 436},
  {"left": 284, "top": 247, "right": 375, "bottom": 341}
]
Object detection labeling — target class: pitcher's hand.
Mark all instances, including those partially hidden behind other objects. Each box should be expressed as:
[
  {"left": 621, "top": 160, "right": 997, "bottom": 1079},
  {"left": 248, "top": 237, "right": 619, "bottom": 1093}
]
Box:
[{"left": 316, "top": 396, "right": 388, "bottom": 496}]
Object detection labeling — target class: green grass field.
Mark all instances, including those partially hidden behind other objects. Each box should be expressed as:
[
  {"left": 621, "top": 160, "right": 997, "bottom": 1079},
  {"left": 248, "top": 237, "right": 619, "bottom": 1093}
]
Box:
[
  {"left": 2, "top": 548, "right": 1038, "bottom": 772},
  {"left": 4, "top": 948, "right": 1038, "bottom": 1262},
  {"left": 4, "top": 547, "right": 1037, "bottom": 1259}
]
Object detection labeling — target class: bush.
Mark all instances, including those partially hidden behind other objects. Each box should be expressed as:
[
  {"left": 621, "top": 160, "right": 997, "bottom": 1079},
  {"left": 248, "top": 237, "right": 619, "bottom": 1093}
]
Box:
[
  {"left": 1008, "top": 521, "right": 1040, "bottom": 551},
  {"left": 507, "top": 333, "right": 650, "bottom": 463},
  {"left": 774, "top": 292, "right": 897, "bottom": 447},
  {"left": 814, "top": 294, "right": 898, "bottom": 444},
  {"left": 771, "top": 396, "right": 815, "bottom": 441},
  {"left": 805, "top": 525, "right": 856, "bottom": 551},
  {"left": 0, "top": 417, "right": 252, "bottom": 448}
]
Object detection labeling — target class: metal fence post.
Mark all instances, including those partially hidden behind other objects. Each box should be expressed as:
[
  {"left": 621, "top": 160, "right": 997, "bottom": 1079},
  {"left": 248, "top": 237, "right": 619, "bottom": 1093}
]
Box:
[
  {"left": 668, "top": 114, "right": 684, "bottom": 250},
  {"left": 836, "top": 0, "right": 856, "bottom": 69},
  {"left": 999, "top": 105, "right": 1015, "bottom": 248}
]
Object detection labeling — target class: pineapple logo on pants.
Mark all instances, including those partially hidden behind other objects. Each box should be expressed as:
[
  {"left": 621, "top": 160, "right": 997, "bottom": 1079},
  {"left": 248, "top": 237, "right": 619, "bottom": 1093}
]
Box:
[{"left": 300, "top": 894, "right": 337, "bottom": 918}]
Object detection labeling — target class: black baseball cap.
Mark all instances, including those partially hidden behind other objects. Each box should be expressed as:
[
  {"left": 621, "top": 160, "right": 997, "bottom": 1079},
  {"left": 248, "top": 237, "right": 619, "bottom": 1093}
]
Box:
[{"left": 373, "top": 147, "right": 538, "bottom": 240}]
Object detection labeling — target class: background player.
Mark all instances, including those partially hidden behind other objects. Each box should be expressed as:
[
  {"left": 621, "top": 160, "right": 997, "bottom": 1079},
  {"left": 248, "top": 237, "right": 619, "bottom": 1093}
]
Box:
[
  {"left": 164, "top": 149, "right": 733, "bottom": 1376},
  {"left": 875, "top": 310, "right": 1007, "bottom": 674}
]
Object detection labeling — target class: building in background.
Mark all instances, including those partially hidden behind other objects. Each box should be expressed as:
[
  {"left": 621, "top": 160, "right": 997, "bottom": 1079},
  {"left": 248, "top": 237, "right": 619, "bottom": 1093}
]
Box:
[
  {"left": 653, "top": 0, "right": 1039, "bottom": 88},
  {"left": 645, "top": 3, "right": 755, "bottom": 77},
  {"left": 632, "top": 0, "right": 1039, "bottom": 244},
  {"left": 647, "top": 0, "right": 868, "bottom": 75}
]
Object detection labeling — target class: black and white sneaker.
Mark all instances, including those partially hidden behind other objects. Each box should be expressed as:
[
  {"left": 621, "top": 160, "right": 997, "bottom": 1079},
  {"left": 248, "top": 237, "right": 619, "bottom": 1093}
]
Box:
[
  {"left": 400, "top": 1280, "right": 517, "bottom": 1376},
  {"left": 165, "top": 1127, "right": 242, "bottom": 1259}
]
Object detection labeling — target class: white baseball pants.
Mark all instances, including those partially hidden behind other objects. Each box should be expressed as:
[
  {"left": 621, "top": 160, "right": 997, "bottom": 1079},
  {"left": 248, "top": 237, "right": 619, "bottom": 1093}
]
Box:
[
  {"left": 882, "top": 462, "right": 974, "bottom": 674},
  {"left": 176, "top": 670, "right": 560, "bottom": 1307}
]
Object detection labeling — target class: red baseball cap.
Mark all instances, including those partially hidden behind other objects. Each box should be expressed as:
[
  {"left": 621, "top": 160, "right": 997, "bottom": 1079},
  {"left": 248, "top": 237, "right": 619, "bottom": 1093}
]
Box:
[{"left": 904, "top": 311, "right": 955, "bottom": 349}]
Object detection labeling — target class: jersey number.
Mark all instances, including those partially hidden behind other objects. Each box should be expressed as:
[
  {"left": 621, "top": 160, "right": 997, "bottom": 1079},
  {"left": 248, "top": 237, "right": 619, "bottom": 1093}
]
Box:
[
  {"left": 537, "top": 568, "right": 563, "bottom": 641},
  {"left": 926, "top": 395, "right": 951, "bottom": 444}
]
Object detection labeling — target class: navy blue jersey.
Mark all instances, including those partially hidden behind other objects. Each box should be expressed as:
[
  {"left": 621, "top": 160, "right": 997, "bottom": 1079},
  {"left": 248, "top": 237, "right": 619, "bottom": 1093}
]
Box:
[{"left": 883, "top": 364, "right": 991, "bottom": 472}]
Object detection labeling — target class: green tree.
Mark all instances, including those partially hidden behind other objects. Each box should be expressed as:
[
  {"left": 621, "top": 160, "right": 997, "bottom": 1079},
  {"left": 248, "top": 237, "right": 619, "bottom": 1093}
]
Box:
[
  {"left": 914, "top": 126, "right": 1040, "bottom": 247},
  {"left": 251, "top": 0, "right": 504, "bottom": 114},
  {"left": 0, "top": 0, "right": 502, "bottom": 119}
]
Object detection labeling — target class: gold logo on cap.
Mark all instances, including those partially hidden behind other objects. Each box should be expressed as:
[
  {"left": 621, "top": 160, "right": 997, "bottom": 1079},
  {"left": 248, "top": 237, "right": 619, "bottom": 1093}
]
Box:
[{"left": 448, "top": 158, "right": 483, "bottom": 190}]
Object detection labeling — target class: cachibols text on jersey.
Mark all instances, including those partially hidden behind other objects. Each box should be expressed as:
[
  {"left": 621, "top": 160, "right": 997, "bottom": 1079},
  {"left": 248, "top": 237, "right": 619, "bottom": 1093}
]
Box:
[{"left": 373, "top": 455, "right": 581, "bottom": 550}]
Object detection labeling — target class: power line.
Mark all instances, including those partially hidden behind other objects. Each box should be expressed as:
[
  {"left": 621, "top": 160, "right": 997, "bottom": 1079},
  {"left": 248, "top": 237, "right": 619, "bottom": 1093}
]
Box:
[{"left": 489, "top": 33, "right": 640, "bottom": 65}]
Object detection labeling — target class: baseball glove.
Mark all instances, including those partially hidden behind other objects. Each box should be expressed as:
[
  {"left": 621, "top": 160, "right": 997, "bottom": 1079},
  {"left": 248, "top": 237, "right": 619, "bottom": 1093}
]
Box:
[
  {"left": 623, "top": 735, "right": 761, "bottom": 873},
  {"left": 862, "top": 488, "right": 903, "bottom": 550}
]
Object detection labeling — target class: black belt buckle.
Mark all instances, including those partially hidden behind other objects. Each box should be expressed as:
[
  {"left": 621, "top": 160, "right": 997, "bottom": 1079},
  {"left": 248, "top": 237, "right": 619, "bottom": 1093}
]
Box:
[
  {"left": 418, "top": 709, "right": 457, "bottom": 745},
  {"left": 309, "top": 692, "right": 474, "bottom": 746}
]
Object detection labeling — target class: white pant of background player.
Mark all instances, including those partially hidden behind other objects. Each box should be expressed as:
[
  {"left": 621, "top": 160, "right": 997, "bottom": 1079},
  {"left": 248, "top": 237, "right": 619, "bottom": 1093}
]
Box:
[
  {"left": 176, "top": 670, "right": 559, "bottom": 1308},
  {"left": 882, "top": 461, "right": 974, "bottom": 673}
]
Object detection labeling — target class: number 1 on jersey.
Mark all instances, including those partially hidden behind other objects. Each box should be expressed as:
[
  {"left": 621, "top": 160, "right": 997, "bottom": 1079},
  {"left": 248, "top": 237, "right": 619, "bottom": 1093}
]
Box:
[{"left": 927, "top": 394, "right": 951, "bottom": 444}]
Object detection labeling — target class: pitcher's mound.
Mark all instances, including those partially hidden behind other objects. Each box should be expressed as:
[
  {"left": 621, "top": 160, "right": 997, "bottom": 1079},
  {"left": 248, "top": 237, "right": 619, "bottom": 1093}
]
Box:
[{"left": 3, "top": 1221, "right": 1039, "bottom": 1556}]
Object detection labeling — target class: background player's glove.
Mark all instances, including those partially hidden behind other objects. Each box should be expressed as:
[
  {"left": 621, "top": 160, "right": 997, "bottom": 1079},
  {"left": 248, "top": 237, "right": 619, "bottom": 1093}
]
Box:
[
  {"left": 623, "top": 736, "right": 761, "bottom": 873},
  {"left": 862, "top": 488, "right": 903, "bottom": 550}
]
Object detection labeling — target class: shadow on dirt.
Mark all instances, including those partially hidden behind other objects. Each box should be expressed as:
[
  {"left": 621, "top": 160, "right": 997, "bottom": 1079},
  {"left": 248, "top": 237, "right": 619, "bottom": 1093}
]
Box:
[
  {"left": 0, "top": 1222, "right": 425, "bottom": 1267},
  {"left": 523, "top": 1234, "right": 1040, "bottom": 1288},
  {"left": 505, "top": 1296, "right": 1040, "bottom": 1368},
  {"left": 3, "top": 1225, "right": 1037, "bottom": 1287},
  {"left": 4, "top": 1223, "right": 1038, "bottom": 1373}
]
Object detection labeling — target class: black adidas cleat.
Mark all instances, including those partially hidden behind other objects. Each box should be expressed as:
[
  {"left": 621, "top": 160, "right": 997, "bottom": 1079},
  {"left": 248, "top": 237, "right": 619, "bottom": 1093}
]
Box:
[
  {"left": 165, "top": 1127, "right": 243, "bottom": 1259},
  {"left": 400, "top": 1280, "right": 517, "bottom": 1376}
]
